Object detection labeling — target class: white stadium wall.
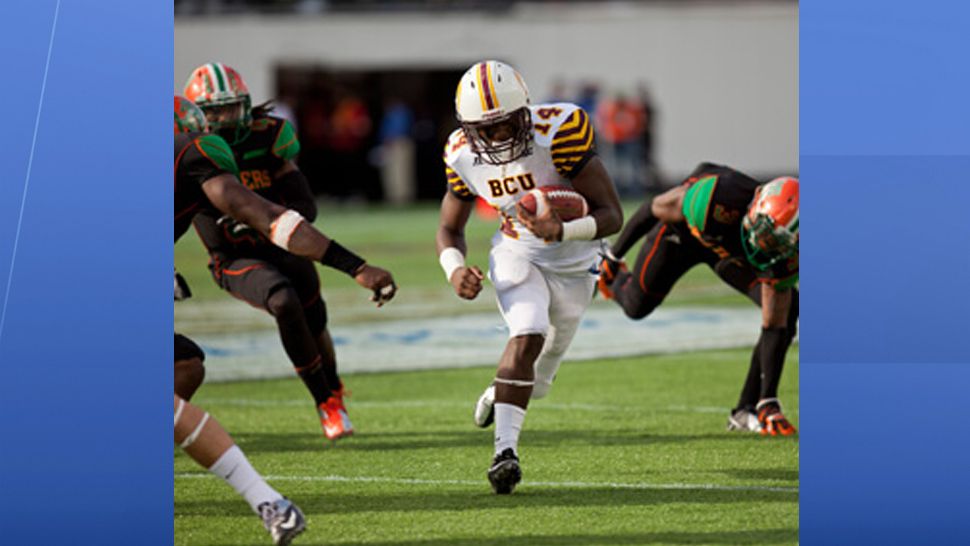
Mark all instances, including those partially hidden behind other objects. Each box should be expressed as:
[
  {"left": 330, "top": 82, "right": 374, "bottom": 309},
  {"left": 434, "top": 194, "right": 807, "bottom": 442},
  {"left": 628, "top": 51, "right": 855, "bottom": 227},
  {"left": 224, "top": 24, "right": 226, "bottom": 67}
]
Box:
[{"left": 175, "top": 1, "right": 797, "bottom": 177}]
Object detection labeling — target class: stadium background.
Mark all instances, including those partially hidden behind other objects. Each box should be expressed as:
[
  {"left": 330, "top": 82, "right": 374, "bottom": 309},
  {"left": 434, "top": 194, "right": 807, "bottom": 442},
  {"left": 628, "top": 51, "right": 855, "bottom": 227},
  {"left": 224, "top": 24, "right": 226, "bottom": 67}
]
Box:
[
  {"left": 173, "top": 1, "right": 800, "bottom": 544},
  {"left": 175, "top": 0, "right": 797, "bottom": 201},
  {"left": 174, "top": 0, "right": 797, "bottom": 373}
]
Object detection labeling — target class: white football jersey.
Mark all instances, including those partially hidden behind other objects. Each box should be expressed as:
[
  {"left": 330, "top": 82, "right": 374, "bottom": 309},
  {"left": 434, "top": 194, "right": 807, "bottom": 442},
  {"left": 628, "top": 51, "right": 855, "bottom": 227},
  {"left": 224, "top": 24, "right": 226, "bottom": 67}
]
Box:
[{"left": 444, "top": 102, "right": 601, "bottom": 273}]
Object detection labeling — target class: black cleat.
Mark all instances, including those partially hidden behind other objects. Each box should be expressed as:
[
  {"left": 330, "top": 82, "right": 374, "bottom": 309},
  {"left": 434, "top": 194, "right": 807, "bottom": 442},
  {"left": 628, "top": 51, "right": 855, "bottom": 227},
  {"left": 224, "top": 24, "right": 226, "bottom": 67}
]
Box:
[{"left": 487, "top": 448, "right": 522, "bottom": 494}]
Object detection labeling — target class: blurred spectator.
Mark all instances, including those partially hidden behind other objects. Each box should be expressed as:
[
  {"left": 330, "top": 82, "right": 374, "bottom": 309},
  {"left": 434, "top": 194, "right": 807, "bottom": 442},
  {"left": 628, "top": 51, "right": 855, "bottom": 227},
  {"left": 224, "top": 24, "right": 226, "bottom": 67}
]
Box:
[
  {"left": 575, "top": 82, "right": 600, "bottom": 118},
  {"left": 636, "top": 81, "right": 662, "bottom": 190},
  {"left": 329, "top": 92, "right": 371, "bottom": 153},
  {"left": 297, "top": 95, "right": 332, "bottom": 195},
  {"left": 377, "top": 98, "right": 416, "bottom": 205},
  {"left": 329, "top": 90, "right": 379, "bottom": 200},
  {"left": 596, "top": 92, "right": 646, "bottom": 197}
]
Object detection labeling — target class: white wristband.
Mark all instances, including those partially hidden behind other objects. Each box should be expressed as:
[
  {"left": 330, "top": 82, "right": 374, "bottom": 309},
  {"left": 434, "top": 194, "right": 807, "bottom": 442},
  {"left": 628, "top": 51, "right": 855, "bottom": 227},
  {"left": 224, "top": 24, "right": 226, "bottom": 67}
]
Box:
[
  {"left": 269, "top": 209, "right": 306, "bottom": 250},
  {"left": 561, "top": 215, "right": 598, "bottom": 241},
  {"left": 439, "top": 247, "right": 466, "bottom": 281}
]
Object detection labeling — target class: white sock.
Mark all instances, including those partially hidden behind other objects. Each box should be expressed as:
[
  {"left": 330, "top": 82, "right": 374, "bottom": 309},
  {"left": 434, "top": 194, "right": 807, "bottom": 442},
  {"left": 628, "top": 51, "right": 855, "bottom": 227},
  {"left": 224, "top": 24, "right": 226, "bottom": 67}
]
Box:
[
  {"left": 494, "top": 403, "right": 527, "bottom": 455},
  {"left": 208, "top": 445, "right": 282, "bottom": 514}
]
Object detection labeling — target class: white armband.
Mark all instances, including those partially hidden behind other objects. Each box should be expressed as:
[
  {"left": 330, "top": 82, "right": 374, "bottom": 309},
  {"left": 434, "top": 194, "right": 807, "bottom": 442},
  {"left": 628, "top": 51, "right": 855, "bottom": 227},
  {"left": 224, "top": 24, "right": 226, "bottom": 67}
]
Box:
[
  {"left": 561, "top": 216, "right": 598, "bottom": 241},
  {"left": 439, "top": 247, "right": 466, "bottom": 281},
  {"left": 269, "top": 209, "right": 306, "bottom": 250}
]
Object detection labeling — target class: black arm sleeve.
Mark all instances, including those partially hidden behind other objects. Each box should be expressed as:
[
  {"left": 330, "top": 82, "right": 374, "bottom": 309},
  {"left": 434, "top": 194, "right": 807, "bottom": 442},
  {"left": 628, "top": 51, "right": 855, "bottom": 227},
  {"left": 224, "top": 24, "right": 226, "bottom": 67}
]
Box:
[
  {"left": 276, "top": 169, "right": 317, "bottom": 222},
  {"left": 610, "top": 200, "right": 658, "bottom": 259}
]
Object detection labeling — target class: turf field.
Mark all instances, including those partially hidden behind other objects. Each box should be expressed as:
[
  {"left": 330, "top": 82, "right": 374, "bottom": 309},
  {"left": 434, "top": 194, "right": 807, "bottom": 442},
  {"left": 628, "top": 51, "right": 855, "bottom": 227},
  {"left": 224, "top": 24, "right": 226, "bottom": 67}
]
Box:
[
  {"left": 175, "top": 200, "right": 798, "bottom": 544},
  {"left": 175, "top": 347, "right": 798, "bottom": 545}
]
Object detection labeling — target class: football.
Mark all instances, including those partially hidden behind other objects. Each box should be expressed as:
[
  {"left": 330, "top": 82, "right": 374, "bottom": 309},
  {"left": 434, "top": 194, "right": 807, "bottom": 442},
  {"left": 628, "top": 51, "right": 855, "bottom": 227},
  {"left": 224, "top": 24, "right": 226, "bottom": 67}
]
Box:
[{"left": 519, "top": 186, "right": 589, "bottom": 221}]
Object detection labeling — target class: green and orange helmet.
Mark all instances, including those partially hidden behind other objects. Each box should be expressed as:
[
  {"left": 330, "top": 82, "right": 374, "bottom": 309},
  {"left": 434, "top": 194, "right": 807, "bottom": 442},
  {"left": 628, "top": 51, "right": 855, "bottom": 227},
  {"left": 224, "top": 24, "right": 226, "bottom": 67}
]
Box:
[
  {"left": 741, "top": 176, "right": 799, "bottom": 270},
  {"left": 183, "top": 62, "right": 252, "bottom": 144},
  {"left": 174, "top": 95, "right": 208, "bottom": 134}
]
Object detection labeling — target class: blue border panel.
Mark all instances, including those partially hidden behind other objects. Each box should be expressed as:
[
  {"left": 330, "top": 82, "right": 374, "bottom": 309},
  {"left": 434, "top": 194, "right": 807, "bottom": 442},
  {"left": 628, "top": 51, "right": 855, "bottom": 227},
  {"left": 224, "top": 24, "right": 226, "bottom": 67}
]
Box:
[
  {"left": 801, "top": 155, "right": 970, "bottom": 364},
  {"left": 802, "top": 362, "right": 970, "bottom": 544},
  {"left": 0, "top": 1, "right": 171, "bottom": 544},
  {"left": 801, "top": 1, "right": 970, "bottom": 156},
  {"left": 802, "top": 0, "right": 970, "bottom": 544}
]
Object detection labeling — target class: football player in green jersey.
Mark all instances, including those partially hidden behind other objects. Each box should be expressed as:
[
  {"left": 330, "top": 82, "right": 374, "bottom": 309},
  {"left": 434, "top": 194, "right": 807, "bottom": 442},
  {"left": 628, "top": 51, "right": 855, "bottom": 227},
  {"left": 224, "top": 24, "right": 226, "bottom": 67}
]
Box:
[
  {"left": 183, "top": 63, "right": 357, "bottom": 440},
  {"left": 599, "top": 162, "right": 798, "bottom": 436},
  {"left": 175, "top": 96, "right": 396, "bottom": 544}
]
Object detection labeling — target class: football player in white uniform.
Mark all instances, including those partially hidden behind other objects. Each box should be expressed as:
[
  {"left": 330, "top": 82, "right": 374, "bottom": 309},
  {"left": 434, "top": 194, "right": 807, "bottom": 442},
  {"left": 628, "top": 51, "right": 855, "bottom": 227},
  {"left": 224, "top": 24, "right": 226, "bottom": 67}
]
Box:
[{"left": 436, "top": 61, "right": 623, "bottom": 494}]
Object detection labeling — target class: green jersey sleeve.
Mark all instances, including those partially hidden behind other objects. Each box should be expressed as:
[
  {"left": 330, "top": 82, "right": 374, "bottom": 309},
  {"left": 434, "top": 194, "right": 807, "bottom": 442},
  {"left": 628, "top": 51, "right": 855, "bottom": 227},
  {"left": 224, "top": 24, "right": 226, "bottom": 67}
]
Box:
[
  {"left": 272, "top": 119, "right": 301, "bottom": 161},
  {"left": 195, "top": 134, "right": 239, "bottom": 174},
  {"left": 774, "top": 273, "right": 799, "bottom": 290},
  {"left": 681, "top": 175, "right": 718, "bottom": 235}
]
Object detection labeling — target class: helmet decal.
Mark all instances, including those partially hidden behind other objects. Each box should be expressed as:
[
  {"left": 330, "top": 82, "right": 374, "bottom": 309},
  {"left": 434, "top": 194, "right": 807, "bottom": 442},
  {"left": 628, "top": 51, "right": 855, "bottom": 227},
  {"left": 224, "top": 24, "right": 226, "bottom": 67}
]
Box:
[
  {"left": 183, "top": 62, "right": 253, "bottom": 145},
  {"left": 456, "top": 60, "right": 533, "bottom": 165},
  {"left": 741, "top": 177, "right": 799, "bottom": 270}
]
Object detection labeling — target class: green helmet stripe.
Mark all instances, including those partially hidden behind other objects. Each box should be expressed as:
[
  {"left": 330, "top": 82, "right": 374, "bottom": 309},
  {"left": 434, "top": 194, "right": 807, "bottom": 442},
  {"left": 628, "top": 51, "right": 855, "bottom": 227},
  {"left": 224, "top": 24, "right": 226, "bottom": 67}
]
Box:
[{"left": 211, "top": 63, "right": 227, "bottom": 93}]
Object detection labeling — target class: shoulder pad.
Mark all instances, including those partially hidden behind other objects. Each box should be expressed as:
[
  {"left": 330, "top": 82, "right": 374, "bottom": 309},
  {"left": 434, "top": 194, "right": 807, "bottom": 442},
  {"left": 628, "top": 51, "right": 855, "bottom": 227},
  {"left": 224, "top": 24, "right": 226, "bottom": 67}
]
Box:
[
  {"left": 443, "top": 128, "right": 469, "bottom": 166},
  {"left": 194, "top": 134, "right": 239, "bottom": 174},
  {"left": 545, "top": 104, "right": 594, "bottom": 178},
  {"left": 272, "top": 118, "right": 300, "bottom": 160},
  {"left": 530, "top": 102, "right": 581, "bottom": 147}
]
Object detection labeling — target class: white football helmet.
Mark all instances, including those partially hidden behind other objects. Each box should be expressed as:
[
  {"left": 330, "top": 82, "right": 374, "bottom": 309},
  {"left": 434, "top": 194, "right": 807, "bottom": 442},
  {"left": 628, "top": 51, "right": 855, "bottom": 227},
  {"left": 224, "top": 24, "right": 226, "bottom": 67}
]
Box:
[{"left": 455, "top": 60, "right": 533, "bottom": 164}]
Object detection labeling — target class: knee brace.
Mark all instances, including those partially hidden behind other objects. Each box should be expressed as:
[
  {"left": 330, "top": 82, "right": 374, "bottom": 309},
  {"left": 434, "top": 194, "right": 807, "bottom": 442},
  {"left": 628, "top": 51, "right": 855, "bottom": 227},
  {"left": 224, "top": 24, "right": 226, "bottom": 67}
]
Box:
[{"left": 266, "top": 285, "right": 303, "bottom": 320}]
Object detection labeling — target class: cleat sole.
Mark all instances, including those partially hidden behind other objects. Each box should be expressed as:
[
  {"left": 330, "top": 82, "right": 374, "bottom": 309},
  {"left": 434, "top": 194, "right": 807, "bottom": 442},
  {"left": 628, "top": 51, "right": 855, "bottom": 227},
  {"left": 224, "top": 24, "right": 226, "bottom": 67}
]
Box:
[{"left": 488, "top": 460, "right": 522, "bottom": 495}]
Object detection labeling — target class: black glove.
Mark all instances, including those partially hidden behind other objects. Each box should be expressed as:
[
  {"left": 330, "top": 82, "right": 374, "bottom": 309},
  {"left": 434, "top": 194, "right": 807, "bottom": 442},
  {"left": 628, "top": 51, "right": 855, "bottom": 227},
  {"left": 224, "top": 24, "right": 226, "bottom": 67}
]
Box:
[{"left": 217, "top": 215, "right": 263, "bottom": 244}]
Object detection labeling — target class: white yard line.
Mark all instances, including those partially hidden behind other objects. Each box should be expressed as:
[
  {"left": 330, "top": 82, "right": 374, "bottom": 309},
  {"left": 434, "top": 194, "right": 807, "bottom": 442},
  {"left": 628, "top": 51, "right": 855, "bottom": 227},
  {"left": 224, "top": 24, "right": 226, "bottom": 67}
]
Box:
[{"left": 175, "top": 472, "right": 797, "bottom": 493}]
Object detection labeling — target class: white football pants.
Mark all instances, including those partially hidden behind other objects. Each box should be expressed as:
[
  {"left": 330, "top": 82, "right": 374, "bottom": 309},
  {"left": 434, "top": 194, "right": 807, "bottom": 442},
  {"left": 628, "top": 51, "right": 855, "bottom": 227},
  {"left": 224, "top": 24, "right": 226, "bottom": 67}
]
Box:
[{"left": 488, "top": 247, "right": 596, "bottom": 399}]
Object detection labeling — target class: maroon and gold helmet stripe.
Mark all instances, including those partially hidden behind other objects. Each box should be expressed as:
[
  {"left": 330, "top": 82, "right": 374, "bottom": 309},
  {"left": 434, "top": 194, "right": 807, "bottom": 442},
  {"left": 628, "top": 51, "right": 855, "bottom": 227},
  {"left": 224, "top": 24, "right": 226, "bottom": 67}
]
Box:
[
  {"left": 476, "top": 62, "right": 500, "bottom": 112},
  {"left": 551, "top": 109, "right": 595, "bottom": 177}
]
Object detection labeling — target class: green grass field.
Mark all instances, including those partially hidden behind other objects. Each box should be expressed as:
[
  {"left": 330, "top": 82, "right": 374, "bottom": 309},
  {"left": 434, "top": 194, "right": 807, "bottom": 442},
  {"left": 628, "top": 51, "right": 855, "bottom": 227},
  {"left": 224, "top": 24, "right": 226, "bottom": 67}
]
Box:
[
  {"left": 176, "top": 348, "right": 798, "bottom": 545},
  {"left": 175, "top": 201, "right": 798, "bottom": 544},
  {"left": 175, "top": 201, "right": 751, "bottom": 314}
]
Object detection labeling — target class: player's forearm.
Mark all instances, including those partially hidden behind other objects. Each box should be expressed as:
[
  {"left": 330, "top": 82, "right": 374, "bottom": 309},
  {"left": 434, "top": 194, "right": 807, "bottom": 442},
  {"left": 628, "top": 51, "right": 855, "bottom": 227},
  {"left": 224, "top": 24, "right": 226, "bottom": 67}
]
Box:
[
  {"left": 285, "top": 222, "right": 330, "bottom": 261},
  {"left": 651, "top": 185, "right": 687, "bottom": 223},
  {"left": 284, "top": 221, "right": 371, "bottom": 277},
  {"left": 570, "top": 157, "right": 623, "bottom": 240},
  {"left": 221, "top": 184, "right": 288, "bottom": 236},
  {"left": 436, "top": 226, "right": 468, "bottom": 256},
  {"left": 590, "top": 204, "right": 623, "bottom": 239},
  {"left": 611, "top": 201, "right": 656, "bottom": 258}
]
